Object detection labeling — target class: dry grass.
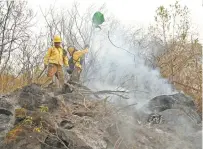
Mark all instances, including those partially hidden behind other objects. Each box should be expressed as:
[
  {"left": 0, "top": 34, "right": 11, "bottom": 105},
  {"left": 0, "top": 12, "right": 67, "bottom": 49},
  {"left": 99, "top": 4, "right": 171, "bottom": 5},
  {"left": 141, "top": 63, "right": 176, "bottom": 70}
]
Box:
[
  {"left": 157, "top": 42, "right": 202, "bottom": 112},
  {"left": 0, "top": 74, "right": 48, "bottom": 94}
]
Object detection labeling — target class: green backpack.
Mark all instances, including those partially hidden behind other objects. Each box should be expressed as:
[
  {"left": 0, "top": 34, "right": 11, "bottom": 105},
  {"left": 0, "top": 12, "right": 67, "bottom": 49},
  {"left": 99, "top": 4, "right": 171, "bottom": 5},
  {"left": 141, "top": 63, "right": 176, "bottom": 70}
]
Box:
[{"left": 92, "top": 11, "right": 105, "bottom": 28}]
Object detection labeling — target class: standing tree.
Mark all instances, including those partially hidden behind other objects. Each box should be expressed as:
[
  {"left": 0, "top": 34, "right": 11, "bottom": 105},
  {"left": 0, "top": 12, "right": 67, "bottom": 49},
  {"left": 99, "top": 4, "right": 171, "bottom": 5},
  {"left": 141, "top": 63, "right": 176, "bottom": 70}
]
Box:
[
  {"left": 0, "top": 1, "right": 35, "bottom": 74},
  {"left": 0, "top": 1, "right": 36, "bottom": 92},
  {"left": 147, "top": 1, "right": 202, "bottom": 112}
]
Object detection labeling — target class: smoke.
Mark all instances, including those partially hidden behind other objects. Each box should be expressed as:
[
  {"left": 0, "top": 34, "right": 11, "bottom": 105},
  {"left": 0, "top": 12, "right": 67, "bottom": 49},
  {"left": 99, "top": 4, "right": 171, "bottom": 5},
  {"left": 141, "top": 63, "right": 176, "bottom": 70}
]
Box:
[
  {"left": 83, "top": 24, "right": 176, "bottom": 108},
  {"left": 81, "top": 25, "right": 203, "bottom": 149}
]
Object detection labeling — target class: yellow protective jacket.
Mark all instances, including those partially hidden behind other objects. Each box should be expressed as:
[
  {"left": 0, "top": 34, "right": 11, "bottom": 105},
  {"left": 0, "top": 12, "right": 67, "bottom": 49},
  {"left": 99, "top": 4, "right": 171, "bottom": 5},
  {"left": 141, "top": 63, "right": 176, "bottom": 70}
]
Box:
[
  {"left": 44, "top": 46, "right": 68, "bottom": 66},
  {"left": 72, "top": 48, "right": 88, "bottom": 69}
]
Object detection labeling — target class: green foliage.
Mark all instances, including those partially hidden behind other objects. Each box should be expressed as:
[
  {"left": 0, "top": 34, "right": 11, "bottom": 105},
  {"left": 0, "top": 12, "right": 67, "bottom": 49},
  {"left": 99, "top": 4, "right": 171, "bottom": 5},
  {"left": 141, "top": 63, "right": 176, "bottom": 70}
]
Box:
[
  {"left": 154, "top": 1, "right": 191, "bottom": 43},
  {"left": 155, "top": 5, "right": 170, "bottom": 22},
  {"left": 15, "top": 108, "right": 27, "bottom": 118},
  {"left": 39, "top": 105, "right": 49, "bottom": 112},
  {"left": 6, "top": 106, "right": 50, "bottom": 144},
  {"left": 23, "top": 116, "right": 33, "bottom": 125}
]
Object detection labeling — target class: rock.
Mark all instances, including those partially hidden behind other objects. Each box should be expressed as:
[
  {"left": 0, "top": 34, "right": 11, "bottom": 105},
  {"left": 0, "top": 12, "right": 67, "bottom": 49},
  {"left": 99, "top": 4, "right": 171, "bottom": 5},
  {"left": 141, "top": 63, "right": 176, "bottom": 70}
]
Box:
[
  {"left": 57, "top": 116, "right": 107, "bottom": 149},
  {"left": 57, "top": 128, "right": 93, "bottom": 149},
  {"left": 147, "top": 93, "right": 197, "bottom": 113},
  {"left": 176, "top": 106, "right": 201, "bottom": 124},
  {"left": 158, "top": 109, "right": 199, "bottom": 133},
  {"left": 60, "top": 120, "right": 74, "bottom": 129},
  {"left": 18, "top": 84, "right": 45, "bottom": 110},
  {"left": 0, "top": 99, "right": 14, "bottom": 141},
  {"left": 18, "top": 84, "right": 59, "bottom": 112},
  {"left": 0, "top": 98, "right": 14, "bottom": 113},
  {"left": 29, "top": 111, "right": 57, "bottom": 133},
  {"left": 145, "top": 93, "right": 201, "bottom": 125},
  {"left": 0, "top": 114, "right": 11, "bottom": 131},
  {"left": 0, "top": 109, "right": 12, "bottom": 116},
  {"left": 145, "top": 93, "right": 201, "bottom": 129},
  {"left": 170, "top": 93, "right": 196, "bottom": 109},
  {"left": 21, "top": 83, "right": 44, "bottom": 95},
  {"left": 43, "top": 95, "right": 59, "bottom": 112},
  {"left": 41, "top": 136, "right": 68, "bottom": 149},
  {"left": 184, "top": 130, "right": 202, "bottom": 149},
  {"left": 147, "top": 95, "right": 175, "bottom": 112}
]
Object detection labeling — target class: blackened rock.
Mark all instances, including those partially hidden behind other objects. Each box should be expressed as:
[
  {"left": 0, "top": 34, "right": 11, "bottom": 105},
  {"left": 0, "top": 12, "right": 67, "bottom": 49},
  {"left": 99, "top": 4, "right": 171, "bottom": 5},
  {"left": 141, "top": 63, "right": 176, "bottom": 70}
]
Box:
[
  {"left": 147, "top": 93, "right": 197, "bottom": 113},
  {"left": 43, "top": 95, "right": 58, "bottom": 112},
  {"left": 41, "top": 136, "right": 68, "bottom": 149},
  {"left": 60, "top": 120, "right": 74, "bottom": 130},
  {"left": 0, "top": 99, "right": 14, "bottom": 147},
  {"left": 18, "top": 84, "right": 45, "bottom": 110},
  {"left": 0, "top": 98, "right": 13, "bottom": 113},
  {"left": 170, "top": 93, "right": 196, "bottom": 109},
  {"left": 21, "top": 84, "right": 44, "bottom": 95},
  {"left": 147, "top": 95, "right": 175, "bottom": 112},
  {"left": 57, "top": 128, "right": 93, "bottom": 149}
]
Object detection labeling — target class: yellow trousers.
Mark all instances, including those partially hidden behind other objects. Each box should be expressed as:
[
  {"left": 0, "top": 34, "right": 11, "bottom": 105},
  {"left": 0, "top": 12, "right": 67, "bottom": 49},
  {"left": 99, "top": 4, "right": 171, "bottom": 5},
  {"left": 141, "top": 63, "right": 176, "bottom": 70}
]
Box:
[{"left": 43, "top": 63, "right": 64, "bottom": 88}]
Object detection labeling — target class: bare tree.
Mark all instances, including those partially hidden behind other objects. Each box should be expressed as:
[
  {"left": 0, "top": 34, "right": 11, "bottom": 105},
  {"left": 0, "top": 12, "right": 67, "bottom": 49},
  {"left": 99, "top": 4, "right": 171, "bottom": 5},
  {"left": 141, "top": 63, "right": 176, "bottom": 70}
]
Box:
[
  {"left": 0, "top": 1, "right": 35, "bottom": 74},
  {"left": 15, "top": 33, "right": 47, "bottom": 85},
  {"left": 39, "top": 3, "right": 107, "bottom": 83}
]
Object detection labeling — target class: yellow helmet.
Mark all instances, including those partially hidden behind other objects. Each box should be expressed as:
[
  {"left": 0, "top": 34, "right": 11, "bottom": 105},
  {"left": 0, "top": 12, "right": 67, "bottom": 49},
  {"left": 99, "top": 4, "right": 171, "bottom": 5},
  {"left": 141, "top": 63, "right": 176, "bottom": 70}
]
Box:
[
  {"left": 53, "top": 35, "right": 62, "bottom": 43},
  {"left": 68, "top": 46, "right": 75, "bottom": 55}
]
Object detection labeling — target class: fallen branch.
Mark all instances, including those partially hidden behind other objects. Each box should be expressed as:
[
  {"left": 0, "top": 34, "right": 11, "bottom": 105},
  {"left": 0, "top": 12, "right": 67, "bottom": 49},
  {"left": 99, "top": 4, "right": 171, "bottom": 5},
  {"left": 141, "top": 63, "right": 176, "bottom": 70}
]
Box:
[
  {"left": 116, "top": 103, "right": 137, "bottom": 112},
  {"left": 42, "top": 127, "right": 69, "bottom": 149},
  {"left": 128, "top": 89, "right": 150, "bottom": 94},
  {"left": 37, "top": 137, "right": 54, "bottom": 148},
  {"left": 114, "top": 137, "right": 123, "bottom": 149},
  {"left": 93, "top": 90, "right": 129, "bottom": 99},
  {"left": 94, "top": 90, "right": 128, "bottom": 94},
  {"left": 106, "top": 92, "right": 129, "bottom": 99},
  {"left": 64, "top": 83, "right": 128, "bottom": 99}
]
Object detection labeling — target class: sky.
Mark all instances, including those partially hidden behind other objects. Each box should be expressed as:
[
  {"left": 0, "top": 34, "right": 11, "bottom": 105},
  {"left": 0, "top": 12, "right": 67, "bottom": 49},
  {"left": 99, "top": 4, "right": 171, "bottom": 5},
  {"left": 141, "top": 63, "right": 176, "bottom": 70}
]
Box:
[{"left": 28, "top": 0, "right": 203, "bottom": 43}]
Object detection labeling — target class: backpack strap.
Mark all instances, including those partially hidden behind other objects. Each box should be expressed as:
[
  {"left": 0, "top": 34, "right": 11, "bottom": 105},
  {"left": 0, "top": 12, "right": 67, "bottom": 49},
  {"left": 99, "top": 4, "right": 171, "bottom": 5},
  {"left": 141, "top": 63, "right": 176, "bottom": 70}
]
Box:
[
  {"left": 68, "top": 47, "right": 84, "bottom": 68},
  {"left": 72, "top": 53, "right": 81, "bottom": 65}
]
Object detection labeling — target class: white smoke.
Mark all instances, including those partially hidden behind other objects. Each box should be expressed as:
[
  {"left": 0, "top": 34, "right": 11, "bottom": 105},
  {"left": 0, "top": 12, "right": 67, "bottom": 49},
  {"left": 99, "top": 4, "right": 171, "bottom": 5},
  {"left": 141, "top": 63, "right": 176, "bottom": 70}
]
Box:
[{"left": 83, "top": 24, "right": 176, "bottom": 108}]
